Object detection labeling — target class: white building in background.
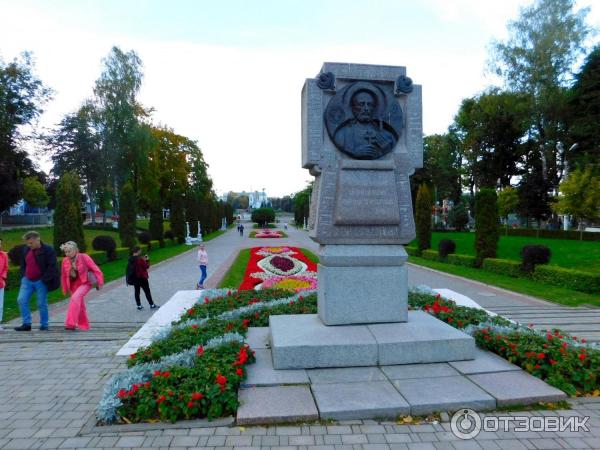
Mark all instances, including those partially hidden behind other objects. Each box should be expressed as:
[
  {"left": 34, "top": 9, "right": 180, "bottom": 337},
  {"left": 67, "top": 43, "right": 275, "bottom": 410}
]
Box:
[{"left": 248, "top": 190, "right": 269, "bottom": 209}]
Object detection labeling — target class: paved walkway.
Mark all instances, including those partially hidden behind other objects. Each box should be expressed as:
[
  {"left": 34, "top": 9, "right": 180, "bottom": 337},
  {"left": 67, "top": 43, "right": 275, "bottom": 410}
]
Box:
[{"left": 2, "top": 224, "right": 600, "bottom": 449}]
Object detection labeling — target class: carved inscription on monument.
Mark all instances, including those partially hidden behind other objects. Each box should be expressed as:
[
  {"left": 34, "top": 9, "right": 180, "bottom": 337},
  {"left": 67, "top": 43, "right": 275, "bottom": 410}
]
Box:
[{"left": 334, "top": 167, "right": 400, "bottom": 225}]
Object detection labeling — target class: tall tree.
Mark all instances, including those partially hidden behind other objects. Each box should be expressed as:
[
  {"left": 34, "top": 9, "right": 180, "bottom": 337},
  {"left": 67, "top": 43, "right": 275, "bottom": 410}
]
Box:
[
  {"left": 569, "top": 45, "right": 600, "bottom": 170},
  {"left": 489, "top": 0, "right": 593, "bottom": 189},
  {"left": 53, "top": 172, "right": 85, "bottom": 252},
  {"left": 94, "top": 46, "right": 146, "bottom": 209},
  {"left": 49, "top": 101, "right": 104, "bottom": 223},
  {"left": 454, "top": 89, "right": 529, "bottom": 190},
  {"left": 517, "top": 151, "right": 554, "bottom": 228},
  {"left": 23, "top": 176, "right": 49, "bottom": 222},
  {"left": 497, "top": 187, "right": 519, "bottom": 232},
  {"left": 0, "top": 52, "right": 51, "bottom": 212}
]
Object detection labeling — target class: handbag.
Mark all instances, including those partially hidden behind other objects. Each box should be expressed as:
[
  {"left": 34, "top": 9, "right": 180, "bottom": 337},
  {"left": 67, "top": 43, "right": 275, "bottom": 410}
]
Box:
[{"left": 87, "top": 270, "right": 99, "bottom": 289}]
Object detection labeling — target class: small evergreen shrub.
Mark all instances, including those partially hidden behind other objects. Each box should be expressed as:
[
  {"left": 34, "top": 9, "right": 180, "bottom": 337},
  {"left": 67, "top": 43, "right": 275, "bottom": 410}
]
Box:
[
  {"left": 92, "top": 235, "right": 117, "bottom": 260},
  {"left": 405, "top": 246, "right": 420, "bottom": 257},
  {"left": 438, "top": 239, "right": 456, "bottom": 258},
  {"left": 137, "top": 230, "right": 152, "bottom": 244},
  {"left": 520, "top": 245, "right": 551, "bottom": 272},
  {"left": 8, "top": 244, "right": 26, "bottom": 266}
]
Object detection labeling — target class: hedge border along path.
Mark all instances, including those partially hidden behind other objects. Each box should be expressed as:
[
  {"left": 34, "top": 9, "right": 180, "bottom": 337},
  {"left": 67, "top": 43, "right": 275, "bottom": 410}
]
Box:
[{"left": 99, "top": 285, "right": 600, "bottom": 425}]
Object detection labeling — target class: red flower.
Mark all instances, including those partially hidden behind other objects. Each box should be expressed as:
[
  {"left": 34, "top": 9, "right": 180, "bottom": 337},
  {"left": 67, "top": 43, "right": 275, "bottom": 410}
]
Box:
[
  {"left": 196, "top": 346, "right": 204, "bottom": 356},
  {"left": 204, "top": 297, "right": 210, "bottom": 304},
  {"left": 191, "top": 324, "right": 199, "bottom": 330},
  {"left": 549, "top": 359, "right": 557, "bottom": 365},
  {"left": 579, "top": 353, "right": 586, "bottom": 362},
  {"left": 582, "top": 339, "right": 587, "bottom": 343},
  {"left": 289, "top": 301, "right": 295, "bottom": 306},
  {"left": 447, "top": 317, "right": 454, "bottom": 323},
  {"left": 573, "top": 336, "right": 578, "bottom": 341},
  {"left": 299, "top": 296, "right": 304, "bottom": 301},
  {"left": 157, "top": 395, "right": 166, "bottom": 404},
  {"left": 153, "top": 370, "right": 161, "bottom": 377},
  {"left": 236, "top": 368, "right": 243, "bottom": 376},
  {"left": 227, "top": 290, "right": 232, "bottom": 296},
  {"left": 129, "top": 354, "right": 136, "bottom": 359},
  {"left": 528, "top": 323, "right": 534, "bottom": 328},
  {"left": 191, "top": 392, "right": 203, "bottom": 401},
  {"left": 188, "top": 401, "right": 194, "bottom": 408},
  {"left": 534, "top": 364, "right": 541, "bottom": 369},
  {"left": 537, "top": 353, "right": 545, "bottom": 360},
  {"left": 168, "top": 390, "right": 174, "bottom": 396},
  {"left": 225, "top": 323, "right": 234, "bottom": 332},
  {"left": 163, "top": 371, "right": 170, "bottom": 378},
  {"left": 117, "top": 389, "right": 127, "bottom": 399},
  {"left": 144, "top": 382, "right": 151, "bottom": 388},
  {"left": 562, "top": 342, "right": 568, "bottom": 348},
  {"left": 242, "top": 319, "right": 250, "bottom": 328},
  {"left": 187, "top": 309, "right": 194, "bottom": 315},
  {"left": 216, "top": 373, "right": 227, "bottom": 390}
]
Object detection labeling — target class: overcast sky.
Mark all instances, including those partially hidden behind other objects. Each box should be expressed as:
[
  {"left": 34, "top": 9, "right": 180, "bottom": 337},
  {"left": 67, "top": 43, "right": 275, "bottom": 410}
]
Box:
[{"left": 1, "top": 0, "right": 598, "bottom": 197}]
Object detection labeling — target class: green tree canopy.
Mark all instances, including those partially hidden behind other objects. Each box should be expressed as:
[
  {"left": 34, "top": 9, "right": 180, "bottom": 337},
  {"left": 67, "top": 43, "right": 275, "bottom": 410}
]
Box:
[
  {"left": 0, "top": 52, "right": 51, "bottom": 212},
  {"left": 553, "top": 166, "right": 600, "bottom": 229}
]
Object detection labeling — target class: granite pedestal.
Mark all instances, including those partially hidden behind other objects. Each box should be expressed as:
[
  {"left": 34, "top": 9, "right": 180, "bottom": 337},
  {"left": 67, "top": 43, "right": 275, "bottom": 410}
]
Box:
[
  {"left": 270, "top": 311, "right": 475, "bottom": 369},
  {"left": 317, "top": 245, "right": 408, "bottom": 325}
]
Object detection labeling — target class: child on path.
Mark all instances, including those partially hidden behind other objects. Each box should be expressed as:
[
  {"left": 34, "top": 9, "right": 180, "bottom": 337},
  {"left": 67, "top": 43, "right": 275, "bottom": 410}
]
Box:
[
  {"left": 0, "top": 238, "right": 7, "bottom": 331},
  {"left": 60, "top": 241, "right": 104, "bottom": 331},
  {"left": 197, "top": 244, "right": 208, "bottom": 289},
  {"left": 129, "top": 247, "right": 159, "bottom": 311}
]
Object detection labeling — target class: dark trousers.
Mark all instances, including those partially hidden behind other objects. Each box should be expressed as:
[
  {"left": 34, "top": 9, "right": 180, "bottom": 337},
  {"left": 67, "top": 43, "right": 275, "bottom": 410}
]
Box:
[{"left": 134, "top": 278, "right": 154, "bottom": 306}]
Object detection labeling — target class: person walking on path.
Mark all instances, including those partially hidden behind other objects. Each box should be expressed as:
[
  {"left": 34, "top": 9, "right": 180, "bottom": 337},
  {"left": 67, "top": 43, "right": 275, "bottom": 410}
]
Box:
[
  {"left": 239, "top": 224, "right": 244, "bottom": 236},
  {"left": 0, "top": 238, "right": 8, "bottom": 331},
  {"left": 196, "top": 244, "right": 208, "bottom": 289},
  {"left": 130, "top": 246, "right": 159, "bottom": 311},
  {"left": 60, "top": 241, "right": 104, "bottom": 331},
  {"left": 15, "top": 231, "right": 60, "bottom": 331}
]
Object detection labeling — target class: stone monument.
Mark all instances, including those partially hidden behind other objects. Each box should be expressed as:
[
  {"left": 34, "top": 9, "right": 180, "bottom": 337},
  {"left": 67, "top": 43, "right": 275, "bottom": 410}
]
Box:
[{"left": 269, "top": 62, "right": 475, "bottom": 369}]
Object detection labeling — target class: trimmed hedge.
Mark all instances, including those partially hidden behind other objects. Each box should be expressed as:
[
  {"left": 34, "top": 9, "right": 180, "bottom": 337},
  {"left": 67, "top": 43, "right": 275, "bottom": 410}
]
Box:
[
  {"left": 405, "top": 246, "right": 420, "bottom": 257},
  {"left": 482, "top": 258, "right": 522, "bottom": 278},
  {"left": 115, "top": 247, "right": 130, "bottom": 260},
  {"left": 88, "top": 250, "right": 108, "bottom": 266},
  {"left": 533, "top": 265, "right": 600, "bottom": 294},
  {"left": 421, "top": 249, "right": 439, "bottom": 261},
  {"left": 446, "top": 253, "right": 477, "bottom": 267},
  {"left": 148, "top": 240, "right": 161, "bottom": 250}
]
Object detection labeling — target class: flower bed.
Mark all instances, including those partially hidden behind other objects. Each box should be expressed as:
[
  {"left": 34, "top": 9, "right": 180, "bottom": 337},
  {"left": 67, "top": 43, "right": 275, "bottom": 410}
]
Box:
[
  {"left": 250, "top": 229, "right": 283, "bottom": 238},
  {"left": 409, "top": 286, "right": 600, "bottom": 396},
  {"left": 97, "top": 288, "right": 317, "bottom": 424},
  {"left": 239, "top": 246, "right": 317, "bottom": 291}
]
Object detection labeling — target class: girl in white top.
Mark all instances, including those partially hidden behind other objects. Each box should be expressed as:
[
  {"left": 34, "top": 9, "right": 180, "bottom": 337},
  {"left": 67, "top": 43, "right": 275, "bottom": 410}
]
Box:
[{"left": 197, "top": 244, "right": 208, "bottom": 289}]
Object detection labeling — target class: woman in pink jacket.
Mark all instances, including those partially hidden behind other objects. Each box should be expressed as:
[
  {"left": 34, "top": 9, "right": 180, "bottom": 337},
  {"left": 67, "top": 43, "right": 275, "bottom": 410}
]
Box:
[
  {"left": 60, "top": 241, "right": 104, "bottom": 330},
  {"left": 0, "top": 238, "right": 8, "bottom": 330}
]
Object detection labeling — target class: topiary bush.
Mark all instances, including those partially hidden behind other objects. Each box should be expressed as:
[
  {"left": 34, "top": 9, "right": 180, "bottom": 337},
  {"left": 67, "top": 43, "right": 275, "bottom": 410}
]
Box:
[
  {"left": 438, "top": 239, "right": 456, "bottom": 258},
  {"left": 137, "top": 230, "right": 151, "bottom": 244},
  {"left": 92, "top": 235, "right": 117, "bottom": 260},
  {"left": 474, "top": 188, "right": 499, "bottom": 264},
  {"left": 415, "top": 184, "right": 432, "bottom": 251},
  {"left": 8, "top": 244, "right": 26, "bottom": 266},
  {"left": 520, "top": 245, "right": 551, "bottom": 272}
]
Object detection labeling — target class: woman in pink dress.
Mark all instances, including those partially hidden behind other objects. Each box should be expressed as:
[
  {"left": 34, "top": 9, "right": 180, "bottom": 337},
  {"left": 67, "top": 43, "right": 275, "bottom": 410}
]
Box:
[{"left": 60, "top": 241, "right": 104, "bottom": 330}]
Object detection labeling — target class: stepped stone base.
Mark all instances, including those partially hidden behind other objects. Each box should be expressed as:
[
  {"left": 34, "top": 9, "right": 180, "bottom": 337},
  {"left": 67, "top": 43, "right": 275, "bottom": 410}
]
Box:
[{"left": 270, "top": 311, "right": 475, "bottom": 369}]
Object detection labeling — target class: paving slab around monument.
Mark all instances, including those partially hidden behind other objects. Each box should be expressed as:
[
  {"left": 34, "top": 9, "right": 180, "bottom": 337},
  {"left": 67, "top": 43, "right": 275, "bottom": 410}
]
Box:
[{"left": 240, "top": 327, "right": 569, "bottom": 424}]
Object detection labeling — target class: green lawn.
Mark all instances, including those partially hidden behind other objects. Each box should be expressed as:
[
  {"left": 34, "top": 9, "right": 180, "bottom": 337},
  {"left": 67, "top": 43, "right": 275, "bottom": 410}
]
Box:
[
  {"left": 412, "top": 232, "right": 600, "bottom": 274},
  {"left": 218, "top": 247, "right": 318, "bottom": 289},
  {"left": 0, "top": 226, "right": 121, "bottom": 252},
  {"left": 2, "top": 228, "right": 228, "bottom": 324},
  {"left": 409, "top": 255, "right": 600, "bottom": 308}
]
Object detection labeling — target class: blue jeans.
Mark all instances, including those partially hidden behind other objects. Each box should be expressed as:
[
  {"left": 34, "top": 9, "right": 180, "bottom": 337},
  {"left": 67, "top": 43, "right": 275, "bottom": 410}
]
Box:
[
  {"left": 17, "top": 277, "right": 49, "bottom": 327},
  {"left": 199, "top": 265, "right": 207, "bottom": 286}
]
